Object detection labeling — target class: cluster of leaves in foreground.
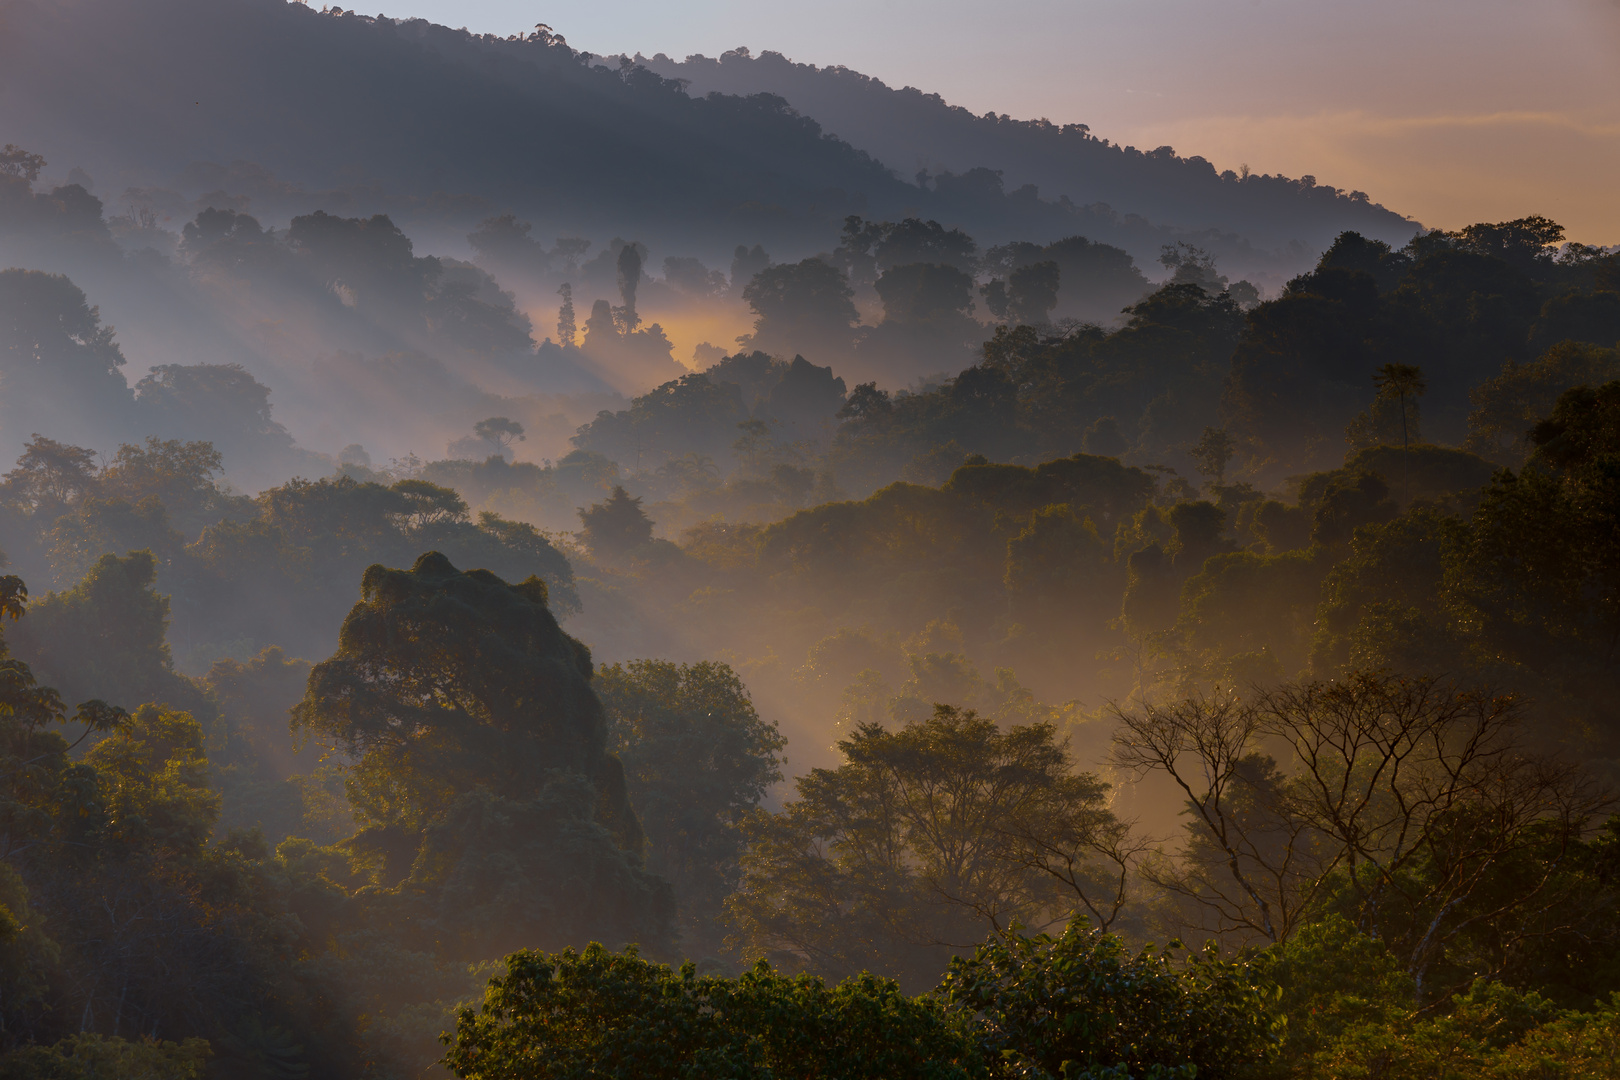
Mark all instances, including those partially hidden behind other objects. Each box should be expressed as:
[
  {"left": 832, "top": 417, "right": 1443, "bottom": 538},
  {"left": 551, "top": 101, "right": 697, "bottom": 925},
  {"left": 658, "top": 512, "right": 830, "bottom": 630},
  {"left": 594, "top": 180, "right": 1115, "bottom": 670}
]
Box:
[
  {"left": 447, "top": 915, "right": 1620, "bottom": 1080},
  {"left": 444, "top": 919, "right": 1276, "bottom": 1080}
]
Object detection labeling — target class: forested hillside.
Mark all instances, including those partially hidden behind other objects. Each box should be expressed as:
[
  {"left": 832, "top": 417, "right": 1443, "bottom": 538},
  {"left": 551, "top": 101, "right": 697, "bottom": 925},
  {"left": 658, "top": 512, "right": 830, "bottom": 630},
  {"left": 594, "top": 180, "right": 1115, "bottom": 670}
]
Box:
[
  {"left": 0, "top": 0, "right": 1148, "bottom": 256},
  {"left": 0, "top": 3, "right": 1618, "bottom": 1078},
  {"left": 640, "top": 47, "right": 1417, "bottom": 254},
  {"left": 1, "top": 0, "right": 1411, "bottom": 282}
]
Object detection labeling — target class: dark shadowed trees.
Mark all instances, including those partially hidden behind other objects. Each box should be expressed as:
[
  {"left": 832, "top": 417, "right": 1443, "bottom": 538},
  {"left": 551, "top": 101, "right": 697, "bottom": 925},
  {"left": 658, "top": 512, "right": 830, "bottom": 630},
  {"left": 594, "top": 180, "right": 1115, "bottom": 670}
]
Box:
[
  {"left": 596, "top": 660, "right": 786, "bottom": 953},
  {"left": 579, "top": 486, "right": 656, "bottom": 556},
  {"left": 292, "top": 552, "right": 671, "bottom": 952},
  {"left": 742, "top": 259, "right": 860, "bottom": 357}
]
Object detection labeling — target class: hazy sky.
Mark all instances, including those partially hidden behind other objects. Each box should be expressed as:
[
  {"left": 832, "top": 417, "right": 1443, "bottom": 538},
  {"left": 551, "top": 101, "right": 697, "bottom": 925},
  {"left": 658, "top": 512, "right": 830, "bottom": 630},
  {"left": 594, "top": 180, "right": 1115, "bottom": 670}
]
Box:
[{"left": 376, "top": 0, "right": 1620, "bottom": 241}]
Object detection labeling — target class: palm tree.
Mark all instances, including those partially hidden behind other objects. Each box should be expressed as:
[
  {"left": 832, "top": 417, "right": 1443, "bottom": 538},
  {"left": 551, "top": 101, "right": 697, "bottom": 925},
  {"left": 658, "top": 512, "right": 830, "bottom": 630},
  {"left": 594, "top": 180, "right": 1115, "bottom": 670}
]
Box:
[{"left": 1373, "top": 363, "right": 1426, "bottom": 501}]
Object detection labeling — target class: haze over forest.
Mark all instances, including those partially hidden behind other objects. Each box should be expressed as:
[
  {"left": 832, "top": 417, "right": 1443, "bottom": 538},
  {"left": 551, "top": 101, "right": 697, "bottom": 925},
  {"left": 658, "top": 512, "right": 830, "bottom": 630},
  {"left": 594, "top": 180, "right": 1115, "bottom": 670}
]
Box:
[{"left": 1, "top": 2, "right": 1619, "bottom": 1078}]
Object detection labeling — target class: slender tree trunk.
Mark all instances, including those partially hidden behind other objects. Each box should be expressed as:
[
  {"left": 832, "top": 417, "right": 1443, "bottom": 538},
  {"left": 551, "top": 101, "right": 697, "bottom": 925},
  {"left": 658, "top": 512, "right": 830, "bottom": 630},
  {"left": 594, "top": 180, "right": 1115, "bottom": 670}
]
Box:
[{"left": 1400, "top": 390, "right": 1410, "bottom": 503}]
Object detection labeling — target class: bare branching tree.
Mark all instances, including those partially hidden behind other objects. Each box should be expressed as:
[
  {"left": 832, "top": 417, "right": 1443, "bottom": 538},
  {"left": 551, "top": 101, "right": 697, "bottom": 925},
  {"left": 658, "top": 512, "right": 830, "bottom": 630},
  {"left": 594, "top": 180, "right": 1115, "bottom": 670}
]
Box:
[
  {"left": 1257, "top": 673, "right": 1612, "bottom": 998},
  {"left": 1112, "top": 689, "right": 1324, "bottom": 945},
  {"left": 997, "top": 784, "right": 1148, "bottom": 931},
  {"left": 1112, "top": 672, "right": 1614, "bottom": 998}
]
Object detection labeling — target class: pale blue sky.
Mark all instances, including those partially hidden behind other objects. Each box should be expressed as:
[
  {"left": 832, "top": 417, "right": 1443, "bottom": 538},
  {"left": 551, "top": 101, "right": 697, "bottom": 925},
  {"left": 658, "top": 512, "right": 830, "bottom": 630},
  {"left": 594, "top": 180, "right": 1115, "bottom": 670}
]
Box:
[{"left": 364, "top": 0, "right": 1620, "bottom": 237}]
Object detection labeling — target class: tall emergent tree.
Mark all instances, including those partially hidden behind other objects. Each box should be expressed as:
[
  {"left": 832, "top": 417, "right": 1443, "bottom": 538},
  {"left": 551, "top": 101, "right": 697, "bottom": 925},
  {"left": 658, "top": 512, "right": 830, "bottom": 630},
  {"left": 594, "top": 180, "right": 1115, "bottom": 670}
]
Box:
[
  {"left": 556, "top": 281, "right": 577, "bottom": 346},
  {"left": 291, "top": 553, "right": 674, "bottom": 960},
  {"left": 294, "top": 552, "right": 627, "bottom": 832},
  {"left": 578, "top": 486, "right": 655, "bottom": 556},
  {"left": 473, "top": 416, "right": 525, "bottom": 456},
  {"left": 1373, "top": 362, "right": 1427, "bottom": 498}
]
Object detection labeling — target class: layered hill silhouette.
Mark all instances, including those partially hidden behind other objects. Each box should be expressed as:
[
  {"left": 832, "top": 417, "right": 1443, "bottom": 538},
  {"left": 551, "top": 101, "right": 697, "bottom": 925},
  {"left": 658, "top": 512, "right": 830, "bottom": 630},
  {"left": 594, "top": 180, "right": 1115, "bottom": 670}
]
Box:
[
  {"left": 0, "top": 0, "right": 906, "bottom": 250},
  {"left": 637, "top": 48, "right": 1416, "bottom": 254},
  {"left": 0, "top": 0, "right": 1413, "bottom": 274}
]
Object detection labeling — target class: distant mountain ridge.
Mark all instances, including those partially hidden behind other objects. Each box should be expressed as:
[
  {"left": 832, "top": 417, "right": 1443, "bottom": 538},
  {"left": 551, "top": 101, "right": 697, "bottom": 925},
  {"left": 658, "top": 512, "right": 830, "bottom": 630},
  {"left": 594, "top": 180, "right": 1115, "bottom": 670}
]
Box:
[
  {"left": 0, "top": 0, "right": 911, "bottom": 252},
  {"left": 0, "top": 0, "right": 1413, "bottom": 281},
  {"left": 637, "top": 48, "right": 1418, "bottom": 254}
]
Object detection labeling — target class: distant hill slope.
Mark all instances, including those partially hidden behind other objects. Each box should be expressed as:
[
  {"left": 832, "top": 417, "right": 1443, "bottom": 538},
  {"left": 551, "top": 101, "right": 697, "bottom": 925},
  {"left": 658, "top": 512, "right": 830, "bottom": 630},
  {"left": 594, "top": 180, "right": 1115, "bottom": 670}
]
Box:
[
  {"left": 0, "top": 1, "right": 885, "bottom": 248},
  {"left": 0, "top": 0, "right": 1113, "bottom": 256},
  {"left": 0, "top": 0, "right": 1413, "bottom": 279},
  {"left": 637, "top": 49, "right": 1419, "bottom": 254}
]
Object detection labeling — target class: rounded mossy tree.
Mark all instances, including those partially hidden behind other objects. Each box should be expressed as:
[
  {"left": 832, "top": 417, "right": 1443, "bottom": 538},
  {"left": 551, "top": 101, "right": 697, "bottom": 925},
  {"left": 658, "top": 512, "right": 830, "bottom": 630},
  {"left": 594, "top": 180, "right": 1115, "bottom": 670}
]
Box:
[{"left": 295, "top": 552, "right": 668, "bottom": 954}]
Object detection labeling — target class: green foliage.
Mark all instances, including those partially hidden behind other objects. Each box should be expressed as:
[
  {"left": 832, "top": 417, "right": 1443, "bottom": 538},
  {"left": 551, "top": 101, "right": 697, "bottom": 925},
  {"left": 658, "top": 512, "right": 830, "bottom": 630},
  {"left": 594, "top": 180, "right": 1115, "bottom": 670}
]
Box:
[
  {"left": 98, "top": 437, "right": 235, "bottom": 533},
  {"left": 1, "top": 436, "right": 101, "bottom": 517},
  {"left": 473, "top": 416, "right": 525, "bottom": 454},
  {"left": 291, "top": 552, "right": 675, "bottom": 964},
  {"left": 387, "top": 782, "right": 675, "bottom": 960},
  {"left": 877, "top": 262, "right": 977, "bottom": 323},
  {"left": 573, "top": 372, "right": 746, "bottom": 472},
  {"left": 1338, "top": 444, "right": 1497, "bottom": 508},
  {"left": 0, "top": 272, "right": 129, "bottom": 452},
  {"left": 1004, "top": 505, "right": 1117, "bottom": 636},
  {"left": 1005, "top": 261, "right": 1061, "bottom": 326},
  {"left": 6, "top": 163, "right": 1620, "bottom": 1080},
  {"left": 727, "top": 706, "right": 1128, "bottom": 989},
  {"left": 828, "top": 278, "right": 1243, "bottom": 488},
  {"left": 1306, "top": 470, "right": 1397, "bottom": 547},
  {"left": 947, "top": 454, "right": 1158, "bottom": 526},
  {"left": 1178, "top": 547, "right": 1324, "bottom": 678},
  {"left": 1312, "top": 508, "right": 1467, "bottom": 674},
  {"left": 84, "top": 703, "right": 220, "bottom": 852},
  {"left": 202, "top": 646, "right": 330, "bottom": 844},
  {"left": 0, "top": 1033, "right": 212, "bottom": 1080},
  {"left": 44, "top": 497, "right": 185, "bottom": 591},
  {"left": 1529, "top": 378, "right": 1620, "bottom": 470},
  {"left": 1290, "top": 978, "right": 1615, "bottom": 1080},
  {"left": 1190, "top": 427, "right": 1236, "bottom": 484},
  {"left": 205, "top": 646, "right": 311, "bottom": 769},
  {"left": 937, "top": 918, "right": 1279, "bottom": 1080},
  {"left": 443, "top": 943, "right": 982, "bottom": 1080},
  {"left": 294, "top": 552, "right": 608, "bottom": 831},
  {"left": 1114, "top": 673, "right": 1614, "bottom": 994},
  {"left": 1267, "top": 915, "right": 1415, "bottom": 1066},
  {"left": 595, "top": 660, "right": 786, "bottom": 952},
  {"left": 181, "top": 473, "right": 580, "bottom": 658}
]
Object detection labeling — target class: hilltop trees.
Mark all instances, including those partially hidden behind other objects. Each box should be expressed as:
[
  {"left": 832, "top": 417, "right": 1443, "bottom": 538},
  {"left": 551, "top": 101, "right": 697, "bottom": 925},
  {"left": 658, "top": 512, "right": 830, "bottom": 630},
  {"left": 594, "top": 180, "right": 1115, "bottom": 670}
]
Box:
[
  {"left": 982, "top": 235, "right": 1151, "bottom": 323},
  {"left": 5, "top": 94, "right": 1620, "bottom": 1076},
  {"left": 465, "top": 416, "right": 525, "bottom": 459},
  {"left": 5, "top": 550, "right": 205, "bottom": 716},
  {"left": 875, "top": 262, "right": 975, "bottom": 324}
]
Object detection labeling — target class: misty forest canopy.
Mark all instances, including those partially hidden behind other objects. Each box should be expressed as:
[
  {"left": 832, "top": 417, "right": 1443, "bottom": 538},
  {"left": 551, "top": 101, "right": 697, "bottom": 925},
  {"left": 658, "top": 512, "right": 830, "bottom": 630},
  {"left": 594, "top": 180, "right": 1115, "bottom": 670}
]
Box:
[
  {"left": 1, "top": 192, "right": 1619, "bottom": 1079},
  {"left": 1, "top": 2, "right": 1620, "bottom": 1078}
]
